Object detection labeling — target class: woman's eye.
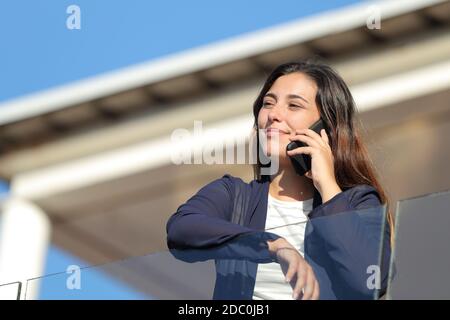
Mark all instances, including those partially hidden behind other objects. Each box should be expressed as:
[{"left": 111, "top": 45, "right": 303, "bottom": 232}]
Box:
[
  {"left": 262, "top": 102, "right": 273, "bottom": 107},
  {"left": 289, "top": 104, "right": 302, "bottom": 109}
]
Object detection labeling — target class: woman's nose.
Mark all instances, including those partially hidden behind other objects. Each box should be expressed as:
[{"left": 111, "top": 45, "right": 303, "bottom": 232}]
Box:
[{"left": 268, "top": 105, "right": 283, "bottom": 122}]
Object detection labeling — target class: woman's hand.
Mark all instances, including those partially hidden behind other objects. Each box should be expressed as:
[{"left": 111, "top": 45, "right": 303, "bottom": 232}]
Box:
[
  {"left": 268, "top": 238, "right": 320, "bottom": 300},
  {"left": 287, "top": 128, "right": 342, "bottom": 202}
]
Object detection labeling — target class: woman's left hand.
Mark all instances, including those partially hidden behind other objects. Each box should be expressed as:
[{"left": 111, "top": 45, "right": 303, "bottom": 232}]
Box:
[{"left": 287, "top": 128, "right": 342, "bottom": 202}]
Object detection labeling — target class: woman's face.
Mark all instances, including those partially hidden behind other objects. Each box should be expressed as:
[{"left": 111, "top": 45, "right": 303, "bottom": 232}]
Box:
[{"left": 257, "top": 72, "right": 321, "bottom": 163}]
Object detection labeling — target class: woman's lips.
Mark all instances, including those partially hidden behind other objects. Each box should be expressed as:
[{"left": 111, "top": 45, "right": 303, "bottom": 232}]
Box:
[{"left": 266, "top": 128, "right": 288, "bottom": 137}]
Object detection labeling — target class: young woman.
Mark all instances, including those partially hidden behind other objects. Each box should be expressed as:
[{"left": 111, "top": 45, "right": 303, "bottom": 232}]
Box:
[{"left": 166, "top": 60, "right": 393, "bottom": 300}]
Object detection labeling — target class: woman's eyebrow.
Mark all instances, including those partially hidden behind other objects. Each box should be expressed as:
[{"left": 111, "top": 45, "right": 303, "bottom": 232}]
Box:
[
  {"left": 263, "top": 92, "right": 277, "bottom": 100},
  {"left": 264, "top": 92, "right": 309, "bottom": 104},
  {"left": 287, "top": 94, "right": 309, "bottom": 104}
]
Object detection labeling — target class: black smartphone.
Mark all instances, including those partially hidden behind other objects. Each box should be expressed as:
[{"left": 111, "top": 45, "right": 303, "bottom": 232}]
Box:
[{"left": 286, "top": 119, "right": 327, "bottom": 176}]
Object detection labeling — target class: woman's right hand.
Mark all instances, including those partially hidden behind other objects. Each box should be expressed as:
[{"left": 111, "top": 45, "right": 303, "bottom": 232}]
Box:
[{"left": 268, "top": 238, "right": 320, "bottom": 300}]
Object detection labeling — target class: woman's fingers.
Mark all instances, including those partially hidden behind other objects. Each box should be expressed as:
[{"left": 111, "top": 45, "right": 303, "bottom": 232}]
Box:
[
  {"left": 286, "top": 146, "right": 314, "bottom": 157},
  {"left": 304, "top": 170, "right": 312, "bottom": 180},
  {"left": 301, "top": 270, "right": 316, "bottom": 300},
  {"left": 292, "top": 267, "right": 307, "bottom": 300},
  {"left": 288, "top": 133, "right": 320, "bottom": 149},
  {"left": 294, "top": 128, "right": 328, "bottom": 148},
  {"left": 284, "top": 260, "right": 297, "bottom": 283},
  {"left": 276, "top": 245, "right": 320, "bottom": 300},
  {"left": 312, "top": 280, "right": 320, "bottom": 300},
  {"left": 320, "top": 129, "right": 330, "bottom": 145}
]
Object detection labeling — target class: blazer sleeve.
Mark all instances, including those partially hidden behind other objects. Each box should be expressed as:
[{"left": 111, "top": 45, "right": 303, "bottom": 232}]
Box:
[
  {"left": 306, "top": 185, "right": 391, "bottom": 299},
  {"left": 166, "top": 174, "right": 281, "bottom": 263}
]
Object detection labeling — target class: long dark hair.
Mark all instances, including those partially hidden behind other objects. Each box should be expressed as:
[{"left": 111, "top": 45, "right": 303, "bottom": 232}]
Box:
[{"left": 252, "top": 59, "right": 394, "bottom": 242}]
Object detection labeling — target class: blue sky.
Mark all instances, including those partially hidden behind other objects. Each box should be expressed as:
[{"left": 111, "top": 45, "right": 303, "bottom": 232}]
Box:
[
  {"left": 0, "top": 0, "right": 365, "bottom": 103},
  {"left": 37, "top": 246, "right": 149, "bottom": 299},
  {"left": 0, "top": 181, "right": 8, "bottom": 194},
  {"left": 0, "top": 0, "right": 366, "bottom": 299}
]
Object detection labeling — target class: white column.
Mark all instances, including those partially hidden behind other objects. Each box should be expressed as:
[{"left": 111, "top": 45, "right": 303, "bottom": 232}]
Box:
[{"left": 0, "top": 196, "right": 51, "bottom": 300}]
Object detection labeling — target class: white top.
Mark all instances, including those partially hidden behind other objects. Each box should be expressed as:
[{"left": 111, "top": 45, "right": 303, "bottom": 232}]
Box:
[{"left": 252, "top": 193, "right": 313, "bottom": 300}]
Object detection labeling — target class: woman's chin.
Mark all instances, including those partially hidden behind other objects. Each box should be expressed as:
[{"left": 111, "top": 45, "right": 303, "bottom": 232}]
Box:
[{"left": 265, "top": 150, "right": 290, "bottom": 162}]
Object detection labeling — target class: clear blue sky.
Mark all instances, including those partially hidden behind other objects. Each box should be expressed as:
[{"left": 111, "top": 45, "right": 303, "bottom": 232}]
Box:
[{"left": 0, "top": 0, "right": 365, "bottom": 299}]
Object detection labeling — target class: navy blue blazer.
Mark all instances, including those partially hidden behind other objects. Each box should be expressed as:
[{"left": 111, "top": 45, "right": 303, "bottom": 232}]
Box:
[{"left": 166, "top": 174, "right": 391, "bottom": 300}]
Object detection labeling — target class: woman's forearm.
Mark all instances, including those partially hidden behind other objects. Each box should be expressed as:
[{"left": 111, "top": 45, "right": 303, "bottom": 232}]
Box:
[{"left": 319, "top": 180, "right": 342, "bottom": 203}]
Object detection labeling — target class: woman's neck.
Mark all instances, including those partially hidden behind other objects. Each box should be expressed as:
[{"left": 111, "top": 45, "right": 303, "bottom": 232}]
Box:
[{"left": 269, "top": 165, "right": 315, "bottom": 202}]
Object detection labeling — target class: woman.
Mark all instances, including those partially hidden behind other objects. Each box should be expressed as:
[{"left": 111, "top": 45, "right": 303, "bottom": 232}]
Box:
[{"left": 166, "top": 60, "right": 393, "bottom": 300}]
